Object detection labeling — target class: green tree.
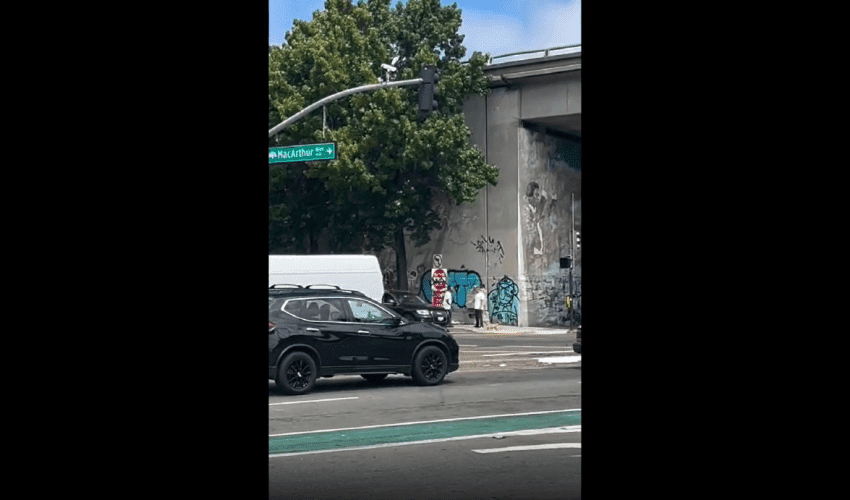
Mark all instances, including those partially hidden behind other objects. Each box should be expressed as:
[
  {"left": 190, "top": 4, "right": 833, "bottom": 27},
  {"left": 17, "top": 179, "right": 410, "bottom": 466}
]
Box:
[{"left": 269, "top": 0, "right": 498, "bottom": 289}]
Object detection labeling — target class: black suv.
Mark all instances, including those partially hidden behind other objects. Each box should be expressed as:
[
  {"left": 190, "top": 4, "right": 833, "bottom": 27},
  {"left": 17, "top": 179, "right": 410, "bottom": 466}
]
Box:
[
  {"left": 269, "top": 285, "right": 460, "bottom": 395},
  {"left": 381, "top": 290, "right": 449, "bottom": 326}
]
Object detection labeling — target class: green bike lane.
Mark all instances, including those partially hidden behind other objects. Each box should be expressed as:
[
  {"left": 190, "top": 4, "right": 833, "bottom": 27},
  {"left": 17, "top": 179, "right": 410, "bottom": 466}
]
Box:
[{"left": 269, "top": 408, "right": 581, "bottom": 456}]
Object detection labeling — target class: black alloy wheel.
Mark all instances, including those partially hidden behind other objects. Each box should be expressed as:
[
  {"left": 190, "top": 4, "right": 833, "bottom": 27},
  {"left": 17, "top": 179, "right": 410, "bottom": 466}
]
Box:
[
  {"left": 412, "top": 346, "right": 447, "bottom": 386},
  {"left": 276, "top": 351, "right": 317, "bottom": 395}
]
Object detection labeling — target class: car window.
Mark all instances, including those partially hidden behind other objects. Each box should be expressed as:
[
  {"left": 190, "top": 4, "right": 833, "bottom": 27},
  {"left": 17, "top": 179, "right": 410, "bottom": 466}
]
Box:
[
  {"left": 347, "top": 299, "right": 394, "bottom": 323},
  {"left": 284, "top": 298, "right": 348, "bottom": 322},
  {"left": 400, "top": 293, "right": 427, "bottom": 305}
]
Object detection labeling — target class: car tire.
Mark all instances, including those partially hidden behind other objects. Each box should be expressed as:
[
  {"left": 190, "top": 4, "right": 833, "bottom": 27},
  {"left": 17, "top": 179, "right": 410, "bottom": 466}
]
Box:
[
  {"left": 361, "top": 374, "right": 389, "bottom": 383},
  {"left": 276, "top": 351, "right": 317, "bottom": 395},
  {"left": 411, "top": 346, "right": 448, "bottom": 386}
]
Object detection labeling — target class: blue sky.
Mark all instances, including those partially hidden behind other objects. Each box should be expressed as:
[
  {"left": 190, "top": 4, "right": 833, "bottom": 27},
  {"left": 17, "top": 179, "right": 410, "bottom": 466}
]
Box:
[{"left": 269, "top": 0, "right": 581, "bottom": 59}]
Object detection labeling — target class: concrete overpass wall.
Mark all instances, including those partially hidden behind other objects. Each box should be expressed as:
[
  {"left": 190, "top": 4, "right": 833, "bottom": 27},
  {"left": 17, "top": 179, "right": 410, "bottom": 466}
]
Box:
[
  {"left": 378, "top": 52, "right": 581, "bottom": 327},
  {"left": 518, "top": 128, "right": 581, "bottom": 326}
]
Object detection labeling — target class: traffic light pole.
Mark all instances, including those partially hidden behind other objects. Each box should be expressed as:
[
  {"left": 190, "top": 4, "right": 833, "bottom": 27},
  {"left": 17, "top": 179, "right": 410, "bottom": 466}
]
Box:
[{"left": 269, "top": 77, "right": 423, "bottom": 137}]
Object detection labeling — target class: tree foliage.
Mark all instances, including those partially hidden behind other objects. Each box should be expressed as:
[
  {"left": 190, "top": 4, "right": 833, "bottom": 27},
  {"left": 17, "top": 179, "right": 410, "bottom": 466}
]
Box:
[{"left": 269, "top": 0, "right": 498, "bottom": 270}]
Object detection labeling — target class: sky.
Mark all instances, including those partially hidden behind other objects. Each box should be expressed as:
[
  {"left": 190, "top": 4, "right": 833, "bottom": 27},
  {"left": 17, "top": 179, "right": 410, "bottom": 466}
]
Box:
[{"left": 269, "top": 0, "right": 581, "bottom": 60}]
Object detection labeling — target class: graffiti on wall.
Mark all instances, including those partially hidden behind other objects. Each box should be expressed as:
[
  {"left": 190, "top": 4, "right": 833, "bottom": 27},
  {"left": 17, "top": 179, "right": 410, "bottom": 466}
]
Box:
[
  {"left": 420, "top": 270, "right": 523, "bottom": 325},
  {"left": 470, "top": 235, "right": 504, "bottom": 266},
  {"left": 488, "top": 276, "right": 520, "bottom": 325},
  {"left": 421, "top": 269, "right": 482, "bottom": 309},
  {"left": 431, "top": 267, "right": 447, "bottom": 307}
]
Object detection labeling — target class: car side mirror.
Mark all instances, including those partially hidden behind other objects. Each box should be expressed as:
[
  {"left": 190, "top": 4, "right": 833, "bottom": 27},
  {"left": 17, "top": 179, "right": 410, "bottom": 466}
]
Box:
[{"left": 384, "top": 298, "right": 396, "bottom": 306}]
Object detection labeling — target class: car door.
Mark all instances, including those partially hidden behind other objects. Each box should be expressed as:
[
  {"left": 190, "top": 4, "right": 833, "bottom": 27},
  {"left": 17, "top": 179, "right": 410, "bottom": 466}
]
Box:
[
  {"left": 285, "top": 297, "right": 367, "bottom": 369},
  {"left": 344, "top": 298, "right": 413, "bottom": 368}
]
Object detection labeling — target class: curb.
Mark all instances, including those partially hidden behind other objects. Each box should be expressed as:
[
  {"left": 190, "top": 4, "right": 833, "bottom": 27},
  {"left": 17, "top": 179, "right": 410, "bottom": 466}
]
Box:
[{"left": 449, "top": 324, "right": 577, "bottom": 335}]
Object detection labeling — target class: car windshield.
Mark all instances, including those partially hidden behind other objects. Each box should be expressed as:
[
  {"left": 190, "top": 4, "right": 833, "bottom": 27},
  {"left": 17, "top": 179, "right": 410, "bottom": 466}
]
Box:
[
  {"left": 397, "top": 293, "right": 428, "bottom": 305},
  {"left": 269, "top": 297, "right": 283, "bottom": 309}
]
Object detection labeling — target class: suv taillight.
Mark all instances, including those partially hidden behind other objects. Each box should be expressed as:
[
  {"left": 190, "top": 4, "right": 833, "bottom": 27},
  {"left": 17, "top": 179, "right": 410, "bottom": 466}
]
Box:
[{"left": 269, "top": 321, "right": 275, "bottom": 333}]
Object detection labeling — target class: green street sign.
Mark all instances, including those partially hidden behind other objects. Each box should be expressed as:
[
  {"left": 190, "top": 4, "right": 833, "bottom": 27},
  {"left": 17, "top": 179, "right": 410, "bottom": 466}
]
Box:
[{"left": 269, "top": 143, "right": 336, "bottom": 164}]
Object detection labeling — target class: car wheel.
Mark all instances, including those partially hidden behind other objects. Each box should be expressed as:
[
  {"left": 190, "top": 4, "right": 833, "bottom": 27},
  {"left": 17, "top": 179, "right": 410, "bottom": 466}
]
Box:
[
  {"left": 411, "top": 346, "right": 448, "bottom": 386},
  {"left": 361, "top": 374, "right": 388, "bottom": 383},
  {"left": 276, "top": 351, "right": 317, "bottom": 395}
]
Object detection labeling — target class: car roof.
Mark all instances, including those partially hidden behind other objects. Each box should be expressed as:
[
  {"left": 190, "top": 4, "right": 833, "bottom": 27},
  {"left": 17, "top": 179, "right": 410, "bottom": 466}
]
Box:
[{"left": 269, "top": 284, "right": 369, "bottom": 298}]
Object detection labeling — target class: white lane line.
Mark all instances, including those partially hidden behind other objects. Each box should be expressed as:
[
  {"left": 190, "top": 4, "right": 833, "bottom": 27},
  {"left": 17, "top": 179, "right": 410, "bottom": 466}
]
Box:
[
  {"left": 269, "top": 396, "right": 358, "bottom": 406},
  {"left": 459, "top": 356, "right": 580, "bottom": 362},
  {"left": 462, "top": 366, "right": 580, "bottom": 372},
  {"left": 537, "top": 356, "right": 581, "bottom": 364},
  {"left": 470, "top": 346, "right": 571, "bottom": 349},
  {"left": 461, "top": 359, "right": 558, "bottom": 363},
  {"left": 495, "top": 425, "right": 581, "bottom": 435},
  {"left": 269, "top": 408, "right": 581, "bottom": 437},
  {"left": 483, "top": 351, "right": 573, "bottom": 357},
  {"left": 472, "top": 443, "right": 581, "bottom": 453},
  {"left": 270, "top": 426, "right": 581, "bottom": 458},
  {"left": 468, "top": 345, "right": 563, "bottom": 354}
]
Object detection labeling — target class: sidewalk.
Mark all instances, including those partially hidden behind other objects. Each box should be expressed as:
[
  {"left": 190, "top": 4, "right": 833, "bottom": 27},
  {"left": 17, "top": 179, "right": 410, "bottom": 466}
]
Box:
[{"left": 449, "top": 322, "right": 578, "bottom": 336}]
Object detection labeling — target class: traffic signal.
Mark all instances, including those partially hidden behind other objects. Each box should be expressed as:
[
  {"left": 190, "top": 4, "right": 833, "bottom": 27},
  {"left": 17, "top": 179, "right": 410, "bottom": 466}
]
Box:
[{"left": 418, "top": 65, "right": 440, "bottom": 120}]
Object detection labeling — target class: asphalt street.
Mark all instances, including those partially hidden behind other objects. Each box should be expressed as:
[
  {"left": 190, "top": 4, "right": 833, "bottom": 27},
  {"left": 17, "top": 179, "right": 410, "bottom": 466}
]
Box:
[{"left": 269, "top": 328, "right": 580, "bottom": 499}]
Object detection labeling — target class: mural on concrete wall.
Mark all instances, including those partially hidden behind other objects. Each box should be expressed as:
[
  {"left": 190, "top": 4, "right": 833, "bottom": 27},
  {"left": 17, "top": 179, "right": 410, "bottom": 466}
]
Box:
[
  {"left": 488, "top": 276, "right": 520, "bottom": 325},
  {"left": 520, "top": 128, "right": 581, "bottom": 325},
  {"left": 421, "top": 269, "right": 482, "bottom": 309},
  {"left": 523, "top": 181, "right": 557, "bottom": 263}
]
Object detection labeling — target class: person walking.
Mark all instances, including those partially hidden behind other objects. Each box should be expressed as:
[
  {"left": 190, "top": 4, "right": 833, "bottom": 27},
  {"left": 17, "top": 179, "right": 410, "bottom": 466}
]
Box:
[
  {"left": 473, "top": 286, "right": 487, "bottom": 328},
  {"left": 442, "top": 289, "right": 453, "bottom": 325}
]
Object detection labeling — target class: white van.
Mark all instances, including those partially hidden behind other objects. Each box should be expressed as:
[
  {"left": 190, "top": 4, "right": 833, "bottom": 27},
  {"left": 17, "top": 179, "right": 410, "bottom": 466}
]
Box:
[{"left": 268, "top": 255, "right": 384, "bottom": 302}]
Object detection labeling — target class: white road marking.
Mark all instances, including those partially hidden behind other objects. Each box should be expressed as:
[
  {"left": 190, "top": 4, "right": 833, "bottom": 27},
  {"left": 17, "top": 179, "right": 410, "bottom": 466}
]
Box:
[
  {"left": 495, "top": 425, "right": 581, "bottom": 435},
  {"left": 536, "top": 356, "right": 581, "bottom": 364},
  {"left": 270, "top": 426, "right": 581, "bottom": 458},
  {"left": 458, "top": 330, "right": 570, "bottom": 335},
  {"left": 472, "top": 443, "right": 581, "bottom": 453},
  {"left": 269, "top": 396, "right": 358, "bottom": 406},
  {"left": 463, "top": 366, "right": 577, "bottom": 371},
  {"left": 269, "top": 408, "right": 580, "bottom": 437},
  {"left": 483, "top": 351, "right": 572, "bottom": 356}
]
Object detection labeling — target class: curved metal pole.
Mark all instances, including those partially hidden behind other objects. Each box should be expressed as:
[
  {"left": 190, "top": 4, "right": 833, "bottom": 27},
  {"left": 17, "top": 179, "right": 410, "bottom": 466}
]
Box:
[{"left": 269, "top": 78, "right": 423, "bottom": 137}]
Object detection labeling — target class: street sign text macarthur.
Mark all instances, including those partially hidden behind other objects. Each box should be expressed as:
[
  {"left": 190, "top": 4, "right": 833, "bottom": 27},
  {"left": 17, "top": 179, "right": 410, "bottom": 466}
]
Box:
[{"left": 269, "top": 143, "right": 336, "bottom": 164}]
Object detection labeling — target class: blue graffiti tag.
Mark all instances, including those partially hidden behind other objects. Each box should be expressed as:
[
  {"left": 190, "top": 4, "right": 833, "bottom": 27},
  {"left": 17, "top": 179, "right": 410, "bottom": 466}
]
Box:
[
  {"left": 421, "top": 269, "right": 482, "bottom": 308},
  {"left": 488, "top": 276, "right": 519, "bottom": 325}
]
